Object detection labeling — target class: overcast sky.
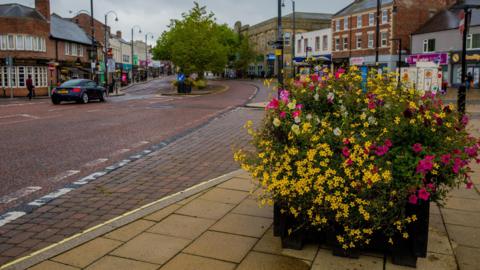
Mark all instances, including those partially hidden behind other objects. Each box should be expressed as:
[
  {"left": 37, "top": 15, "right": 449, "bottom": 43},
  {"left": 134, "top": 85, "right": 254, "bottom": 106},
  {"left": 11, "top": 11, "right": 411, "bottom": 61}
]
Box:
[{"left": 2, "top": 0, "right": 352, "bottom": 45}]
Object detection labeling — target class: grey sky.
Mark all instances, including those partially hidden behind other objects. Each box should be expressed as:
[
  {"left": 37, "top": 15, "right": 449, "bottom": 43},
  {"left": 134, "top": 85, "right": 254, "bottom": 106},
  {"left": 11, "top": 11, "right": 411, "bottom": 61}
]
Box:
[{"left": 1, "top": 0, "right": 352, "bottom": 45}]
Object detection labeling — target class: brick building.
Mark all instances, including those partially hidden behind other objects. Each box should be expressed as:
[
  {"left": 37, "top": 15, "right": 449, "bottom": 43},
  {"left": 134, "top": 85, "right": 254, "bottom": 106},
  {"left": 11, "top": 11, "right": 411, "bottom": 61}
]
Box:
[
  {"left": 238, "top": 12, "right": 332, "bottom": 77},
  {"left": 0, "top": 0, "right": 53, "bottom": 97},
  {"left": 331, "top": 0, "right": 457, "bottom": 69}
]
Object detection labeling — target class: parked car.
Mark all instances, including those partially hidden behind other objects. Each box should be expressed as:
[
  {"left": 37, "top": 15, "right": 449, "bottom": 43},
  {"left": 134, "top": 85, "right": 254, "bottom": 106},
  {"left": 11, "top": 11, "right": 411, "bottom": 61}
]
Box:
[{"left": 51, "top": 79, "right": 106, "bottom": 105}]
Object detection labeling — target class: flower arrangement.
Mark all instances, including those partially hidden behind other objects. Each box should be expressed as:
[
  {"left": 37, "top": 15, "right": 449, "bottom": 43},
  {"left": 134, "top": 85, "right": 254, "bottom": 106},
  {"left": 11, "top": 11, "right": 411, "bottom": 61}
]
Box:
[{"left": 235, "top": 67, "right": 479, "bottom": 251}]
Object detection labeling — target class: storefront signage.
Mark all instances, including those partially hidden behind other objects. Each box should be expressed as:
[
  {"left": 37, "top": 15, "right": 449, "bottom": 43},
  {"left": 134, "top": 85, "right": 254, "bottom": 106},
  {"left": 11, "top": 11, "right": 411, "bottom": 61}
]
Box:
[
  {"left": 407, "top": 53, "right": 448, "bottom": 66},
  {"left": 350, "top": 57, "right": 365, "bottom": 66},
  {"left": 450, "top": 51, "right": 480, "bottom": 64}
]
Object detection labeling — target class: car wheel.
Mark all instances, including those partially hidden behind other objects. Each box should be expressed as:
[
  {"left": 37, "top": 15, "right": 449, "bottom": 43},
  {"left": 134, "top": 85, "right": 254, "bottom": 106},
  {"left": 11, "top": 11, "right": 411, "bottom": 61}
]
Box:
[
  {"left": 99, "top": 91, "right": 106, "bottom": 102},
  {"left": 51, "top": 97, "right": 60, "bottom": 105},
  {"left": 81, "top": 92, "right": 89, "bottom": 104}
]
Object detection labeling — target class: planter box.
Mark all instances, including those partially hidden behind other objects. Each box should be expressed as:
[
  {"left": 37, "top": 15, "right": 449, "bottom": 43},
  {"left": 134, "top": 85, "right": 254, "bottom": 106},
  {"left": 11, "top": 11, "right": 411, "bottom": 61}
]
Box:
[{"left": 273, "top": 201, "right": 430, "bottom": 268}]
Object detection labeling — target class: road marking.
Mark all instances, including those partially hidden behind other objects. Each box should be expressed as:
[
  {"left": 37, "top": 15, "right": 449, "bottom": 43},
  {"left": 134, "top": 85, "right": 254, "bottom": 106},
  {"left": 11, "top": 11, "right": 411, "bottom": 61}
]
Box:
[
  {"left": 84, "top": 158, "right": 108, "bottom": 167},
  {"left": 0, "top": 186, "right": 42, "bottom": 204},
  {"left": 105, "top": 159, "right": 131, "bottom": 171},
  {"left": 49, "top": 170, "right": 80, "bottom": 182},
  {"left": 28, "top": 188, "right": 74, "bottom": 207},
  {"left": 73, "top": 171, "right": 107, "bottom": 185},
  {"left": 87, "top": 109, "right": 101, "bottom": 113},
  {"left": 0, "top": 102, "right": 46, "bottom": 108},
  {"left": 0, "top": 114, "right": 39, "bottom": 120},
  {"left": 0, "top": 212, "right": 26, "bottom": 227}
]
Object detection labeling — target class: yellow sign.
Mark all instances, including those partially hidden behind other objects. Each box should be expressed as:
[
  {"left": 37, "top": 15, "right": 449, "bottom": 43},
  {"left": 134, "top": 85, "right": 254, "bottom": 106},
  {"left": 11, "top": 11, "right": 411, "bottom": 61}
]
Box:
[
  {"left": 452, "top": 53, "right": 460, "bottom": 63},
  {"left": 275, "top": 49, "right": 282, "bottom": 56}
]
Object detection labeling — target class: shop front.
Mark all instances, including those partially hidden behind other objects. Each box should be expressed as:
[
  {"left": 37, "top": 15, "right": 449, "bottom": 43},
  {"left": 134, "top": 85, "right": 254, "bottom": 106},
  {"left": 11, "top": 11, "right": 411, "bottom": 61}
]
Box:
[
  {"left": 407, "top": 53, "right": 449, "bottom": 86},
  {"left": 349, "top": 55, "right": 395, "bottom": 70},
  {"left": 0, "top": 58, "right": 51, "bottom": 97},
  {"left": 451, "top": 51, "right": 480, "bottom": 88}
]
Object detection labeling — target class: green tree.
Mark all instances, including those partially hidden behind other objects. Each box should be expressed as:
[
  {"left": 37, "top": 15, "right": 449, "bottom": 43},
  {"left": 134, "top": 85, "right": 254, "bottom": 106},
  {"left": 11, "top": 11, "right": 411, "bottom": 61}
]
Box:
[{"left": 234, "top": 35, "right": 257, "bottom": 74}]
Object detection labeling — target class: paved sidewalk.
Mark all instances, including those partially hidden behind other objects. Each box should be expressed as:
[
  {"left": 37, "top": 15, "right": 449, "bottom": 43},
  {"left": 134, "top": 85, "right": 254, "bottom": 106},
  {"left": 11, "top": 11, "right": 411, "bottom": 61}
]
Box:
[{"left": 3, "top": 169, "right": 478, "bottom": 270}]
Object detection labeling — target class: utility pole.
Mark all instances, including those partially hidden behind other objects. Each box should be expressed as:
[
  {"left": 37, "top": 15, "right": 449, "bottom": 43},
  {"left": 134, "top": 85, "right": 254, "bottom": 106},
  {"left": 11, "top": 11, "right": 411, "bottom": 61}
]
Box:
[
  {"left": 375, "top": 0, "right": 381, "bottom": 65},
  {"left": 459, "top": 8, "right": 470, "bottom": 115},
  {"left": 131, "top": 25, "right": 141, "bottom": 85},
  {"left": 292, "top": 1, "right": 295, "bottom": 78},
  {"left": 90, "top": 0, "right": 95, "bottom": 80},
  {"left": 277, "top": 0, "right": 284, "bottom": 94}
]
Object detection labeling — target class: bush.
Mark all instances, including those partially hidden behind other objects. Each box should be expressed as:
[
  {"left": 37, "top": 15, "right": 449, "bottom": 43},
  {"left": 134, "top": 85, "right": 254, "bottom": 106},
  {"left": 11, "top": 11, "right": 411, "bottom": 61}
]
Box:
[
  {"left": 235, "top": 67, "right": 479, "bottom": 250},
  {"left": 193, "top": 79, "right": 207, "bottom": 89}
]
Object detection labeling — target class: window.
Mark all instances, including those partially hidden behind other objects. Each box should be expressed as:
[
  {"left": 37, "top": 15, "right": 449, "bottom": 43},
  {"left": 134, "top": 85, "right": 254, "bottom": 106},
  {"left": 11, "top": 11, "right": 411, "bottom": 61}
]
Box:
[
  {"left": 357, "top": 15, "right": 363, "bottom": 28},
  {"left": 343, "top": 37, "right": 348, "bottom": 50},
  {"left": 1, "top": 67, "right": 7, "bottom": 87},
  {"left": 297, "top": 39, "right": 302, "bottom": 53},
  {"left": 335, "top": 38, "right": 341, "bottom": 51},
  {"left": 65, "top": 42, "right": 70, "bottom": 55},
  {"left": 368, "top": 33, "right": 374, "bottom": 48},
  {"left": 322, "top": 35, "right": 328, "bottom": 51},
  {"left": 36, "top": 37, "right": 42, "bottom": 52},
  {"left": 32, "top": 37, "right": 38, "bottom": 51},
  {"left": 7, "top": 34, "right": 15, "bottom": 50},
  {"left": 356, "top": 35, "right": 362, "bottom": 49},
  {"left": 382, "top": 10, "right": 388, "bottom": 24},
  {"left": 304, "top": 39, "right": 309, "bottom": 52},
  {"left": 18, "top": 67, "right": 25, "bottom": 87},
  {"left": 123, "top": 55, "right": 130, "bottom": 63},
  {"left": 344, "top": 17, "right": 348, "bottom": 30},
  {"left": 78, "top": 45, "right": 83, "bottom": 57},
  {"left": 335, "top": 20, "right": 340, "bottom": 31},
  {"left": 71, "top": 43, "right": 77, "bottom": 56},
  {"left": 41, "top": 38, "right": 46, "bottom": 52},
  {"left": 16, "top": 35, "right": 24, "bottom": 50},
  {"left": 315, "top": 36, "right": 320, "bottom": 51},
  {"left": 423, "top": 39, "right": 435, "bottom": 52},
  {"left": 0, "top": 35, "right": 6, "bottom": 50},
  {"left": 10, "top": 66, "right": 16, "bottom": 87},
  {"left": 467, "top": 34, "right": 480, "bottom": 49},
  {"left": 284, "top": 32, "right": 291, "bottom": 46},
  {"left": 25, "top": 36, "right": 32, "bottom": 51},
  {"left": 369, "top": 13, "right": 375, "bottom": 26},
  {"left": 381, "top": 32, "right": 388, "bottom": 47}
]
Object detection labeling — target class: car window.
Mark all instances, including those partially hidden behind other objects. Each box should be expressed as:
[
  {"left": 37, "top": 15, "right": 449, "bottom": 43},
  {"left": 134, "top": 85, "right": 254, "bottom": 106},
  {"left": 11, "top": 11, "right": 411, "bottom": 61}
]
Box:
[
  {"left": 60, "top": 80, "right": 88, "bottom": 87},
  {"left": 86, "top": 82, "right": 97, "bottom": 88}
]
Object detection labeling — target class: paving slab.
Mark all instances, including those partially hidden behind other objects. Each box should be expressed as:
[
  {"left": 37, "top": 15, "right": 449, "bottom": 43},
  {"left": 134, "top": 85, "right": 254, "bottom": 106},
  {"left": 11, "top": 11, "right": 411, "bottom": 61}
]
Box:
[
  {"left": 453, "top": 245, "right": 480, "bottom": 270},
  {"left": 104, "top": 220, "right": 156, "bottom": 242},
  {"left": 198, "top": 188, "right": 249, "bottom": 205},
  {"left": 110, "top": 232, "right": 190, "bottom": 265},
  {"left": 447, "top": 188, "right": 480, "bottom": 200},
  {"left": 443, "top": 197, "right": 480, "bottom": 212},
  {"left": 175, "top": 198, "right": 234, "bottom": 220},
  {"left": 311, "top": 248, "right": 383, "bottom": 270},
  {"left": 28, "top": 260, "right": 79, "bottom": 270},
  {"left": 442, "top": 208, "right": 480, "bottom": 228},
  {"left": 232, "top": 199, "right": 273, "bottom": 218},
  {"left": 218, "top": 177, "right": 256, "bottom": 192},
  {"left": 143, "top": 204, "right": 182, "bottom": 222},
  {"left": 236, "top": 251, "right": 310, "bottom": 270},
  {"left": 428, "top": 228, "right": 454, "bottom": 256},
  {"left": 445, "top": 224, "right": 480, "bottom": 248},
  {"left": 147, "top": 214, "right": 215, "bottom": 240},
  {"left": 159, "top": 253, "right": 236, "bottom": 270},
  {"left": 385, "top": 253, "right": 457, "bottom": 270},
  {"left": 210, "top": 213, "right": 272, "bottom": 238},
  {"left": 84, "top": 255, "right": 159, "bottom": 270},
  {"left": 183, "top": 231, "right": 257, "bottom": 263},
  {"left": 51, "top": 238, "right": 122, "bottom": 268}
]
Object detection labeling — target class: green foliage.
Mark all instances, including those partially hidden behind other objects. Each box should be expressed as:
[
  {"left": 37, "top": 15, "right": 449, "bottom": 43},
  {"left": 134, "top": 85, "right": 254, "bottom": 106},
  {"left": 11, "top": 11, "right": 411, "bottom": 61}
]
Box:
[{"left": 193, "top": 79, "right": 207, "bottom": 89}]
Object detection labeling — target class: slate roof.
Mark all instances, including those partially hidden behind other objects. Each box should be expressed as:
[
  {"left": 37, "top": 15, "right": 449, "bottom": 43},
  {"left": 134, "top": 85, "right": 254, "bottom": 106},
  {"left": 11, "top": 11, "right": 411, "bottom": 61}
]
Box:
[
  {"left": 334, "top": 0, "right": 394, "bottom": 17},
  {"left": 284, "top": 12, "right": 332, "bottom": 21},
  {"left": 0, "top": 3, "right": 46, "bottom": 21},
  {"left": 413, "top": 7, "right": 480, "bottom": 35},
  {"left": 50, "top": 14, "right": 91, "bottom": 45}
]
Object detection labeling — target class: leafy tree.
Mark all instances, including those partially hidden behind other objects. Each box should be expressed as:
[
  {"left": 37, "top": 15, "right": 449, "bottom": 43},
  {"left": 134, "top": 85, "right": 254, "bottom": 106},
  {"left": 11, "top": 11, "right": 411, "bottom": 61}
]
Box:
[{"left": 234, "top": 35, "right": 257, "bottom": 74}]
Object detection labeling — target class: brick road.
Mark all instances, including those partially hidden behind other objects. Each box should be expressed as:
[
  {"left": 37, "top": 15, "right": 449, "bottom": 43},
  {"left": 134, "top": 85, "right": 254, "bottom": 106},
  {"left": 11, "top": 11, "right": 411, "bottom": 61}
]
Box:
[{"left": 0, "top": 86, "right": 266, "bottom": 266}]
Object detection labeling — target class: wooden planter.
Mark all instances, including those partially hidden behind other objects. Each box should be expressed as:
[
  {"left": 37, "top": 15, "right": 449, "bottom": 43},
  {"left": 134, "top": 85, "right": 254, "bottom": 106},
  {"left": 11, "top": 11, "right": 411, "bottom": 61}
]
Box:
[{"left": 273, "top": 201, "right": 430, "bottom": 268}]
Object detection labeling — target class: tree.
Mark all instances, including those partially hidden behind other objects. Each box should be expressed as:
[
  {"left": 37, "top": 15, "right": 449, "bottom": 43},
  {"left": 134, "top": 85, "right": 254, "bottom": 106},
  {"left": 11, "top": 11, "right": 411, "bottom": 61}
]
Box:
[{"left": 234, "top": 35, "right": 257, "bottom": 75}]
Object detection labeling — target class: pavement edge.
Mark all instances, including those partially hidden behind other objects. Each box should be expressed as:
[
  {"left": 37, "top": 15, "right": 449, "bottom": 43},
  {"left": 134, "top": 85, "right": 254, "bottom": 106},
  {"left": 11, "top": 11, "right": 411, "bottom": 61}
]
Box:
[{"left": 0, "top": 169, "right": 244, "bottom": 270}]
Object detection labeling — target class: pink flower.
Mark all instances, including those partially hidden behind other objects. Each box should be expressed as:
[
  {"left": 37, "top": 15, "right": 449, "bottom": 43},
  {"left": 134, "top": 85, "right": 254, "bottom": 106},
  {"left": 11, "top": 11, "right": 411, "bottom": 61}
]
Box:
[
  {"left": 409, "top": 194, "right": 418, "bottom": 205},
  {"left": 375, "top": 146, "right": 389, "bottom": 156},
  {"left": 343, "top": 138, "right": 351, "bottom": 145},
  {"left": 416, "top": 155, "right": 435, "bottom": 175},
  {"left": 440, "top": 154, "right": 451, "bottom": 165},
  {"left": 346, "top": 159, "right": 353, "bottom": 166},
  {"left": 465, "top": 146, "right": 478, "bottom": 158},
  {"left": 418, "top": 188, "right": 430, "bottom": 201},
  {"left": 412, "top": 143, "right": 423, "bottom": 153},
  {"left": 279, "top": 111, "right": 287, "bottom": 119},
  {"left": 427, "top": 183, "right": 436, "bottom": 192},
  {"left": 384, "top": 139, "right": 393, "bottom": 148},
  {"left": 311, "top": 74, "right": 319, "bottom": 82},
  {"left": 342, "top": 147, "right": 350, "bottom": 158},
  {"left": 368, "top": 101, "right": 376, "bottom": 110},
  {"left": 292, "top": 110, "right": 301, "bottom": 118},
  {"left": 267, "top": 98, "right": 279, "bottom": 110},
  {"left": 452, "top": 158, "right": 465, "bottom": 174},
  {"left": 461, "top": 115, "right": 469, "bottom": 126},
  {"left": 295, "top": 104, "right": 304, "bottom": 110},
  {"left": 453, "top": 149, "right": 462, "bottom": 155},
  {"left": 280, "top": 90, "right": 290, "bottom": 103},
  {"left": 466, "top": 182, "right": 474, "bottom": 189}
]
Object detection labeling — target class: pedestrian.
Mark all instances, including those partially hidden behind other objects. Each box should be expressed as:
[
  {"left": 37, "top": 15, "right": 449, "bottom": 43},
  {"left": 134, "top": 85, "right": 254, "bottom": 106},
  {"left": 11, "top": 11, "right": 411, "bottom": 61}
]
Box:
[
  {"left": 466, "top": 72, "right": 474, "bottom": 90},
  {"left": 26, "top": 74, "right": 34, "bottom": 100}
]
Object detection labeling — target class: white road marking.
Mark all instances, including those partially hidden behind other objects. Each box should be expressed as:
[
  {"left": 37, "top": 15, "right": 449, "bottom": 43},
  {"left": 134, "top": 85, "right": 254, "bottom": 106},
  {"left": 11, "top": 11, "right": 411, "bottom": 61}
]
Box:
[
  {"left": 28, "top": 188, "right": 74, "bottom": 207},
  {"left": 105, "top": 159, "right": 131, "bottom": 171},
  {"left": 73, "top": 171, "right": 107, "bottom": 185},
  {"left": 19, "top": 114, "right": 40, "bottom": 119},
  {"left": 0, "top": 114, "right": 38, "bottom": 119},
  {"left": 84, "top": 158, "right": 108, "bottom": 167},
  {"left": 87, "top": 109, "right": 101, "bottom": 113},
  {"left": 50, "top": 170, "right": 80, "bottom": 182},
  {"left": 0, "top": 212, "right": 26, "bottom": 227},
  {"left": 0, "top": 186, "right": 42, "bottom": 204},
  {"left": 0, "top": 102, "right": 46, "bottom": 108}
]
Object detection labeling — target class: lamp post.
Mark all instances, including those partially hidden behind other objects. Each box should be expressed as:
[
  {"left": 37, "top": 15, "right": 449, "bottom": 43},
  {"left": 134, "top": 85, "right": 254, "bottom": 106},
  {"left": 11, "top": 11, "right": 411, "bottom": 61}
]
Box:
[
  {"left": 104, "top": 11, "right": 118, "bottom": 89},
  {"left": 452, "top": 1, "right": 480, "bottom": 115},
  {"left": 277, "top": 0, "right": 284, "bottom": 94},
  {"left": 131, "top": 25, "right": 142, "bottom": 84},
  {"left": 144, "top": 32, "right": 154, "bottom": 81},
  {"left": 90, "top": 0, "right": 96, "bottom": 80},
  {"left": 375, "top": 0, "right": 381, "bottom": 66},
  {"left": 282, "top": 0, "right": 295, "bottom": 78}
]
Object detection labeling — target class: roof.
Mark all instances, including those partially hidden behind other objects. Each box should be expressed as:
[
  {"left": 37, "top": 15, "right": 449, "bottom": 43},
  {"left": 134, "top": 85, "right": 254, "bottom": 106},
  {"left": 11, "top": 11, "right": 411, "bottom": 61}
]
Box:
[
  {"left": 50, "top": 14, "right": 91, "bottom": 45},
  {"left": 0, "top": 3, "right": 46, "bottom": 21},
  {"left": 334, "top": 0, "right": 394, "bottom": 17},
  {"left": 286, "top": 12, "right": 332, "bottom": 20},
  {"left": 413, "top": 8, "right": 480, "bottom": 35}
]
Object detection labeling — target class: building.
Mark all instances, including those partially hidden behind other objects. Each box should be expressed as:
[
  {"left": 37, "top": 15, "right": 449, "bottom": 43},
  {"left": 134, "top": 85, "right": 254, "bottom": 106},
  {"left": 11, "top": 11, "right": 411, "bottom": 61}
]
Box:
[
  {"left": 411, "top": 8, "right": 480, "bottom": 87},
  {"left": 50, "top": 14, "right": 91, "bottom": 83},
  {"left": 331, "top": 0, "right": 456, "bottom": 69},
  {"left": 0, "top": 0, "right": 53, "bottom": 97},
  {"left": 109, "top": 30, "right": 132, "bottom": 86},
  {"left": 294, "top": 28, "right": 332, "bottom": 72},
  {"left": 238, "top": 12, "right": 332, "bottom": 77},
  {"left": 133, "top": 40, "right": 149, "bottom": 81}
]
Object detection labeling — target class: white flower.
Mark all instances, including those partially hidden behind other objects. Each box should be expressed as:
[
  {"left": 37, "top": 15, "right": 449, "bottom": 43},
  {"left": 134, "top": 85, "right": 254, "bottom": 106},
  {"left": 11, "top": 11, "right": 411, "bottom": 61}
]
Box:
[
  {"left": 368, "top": 116, "right": 377, "bottom": 125},
  {"left": 314, "top": 93, "right": 320, "bottom": 101},
  {"left": 273, "top": 118, "right": 281, "bottom": 127},
  {"left": 327, "top": 92, "right": 335, "bottom": 101},
  {"left": 291, "top": 124, "right": 300, "bottom": 135},
  {"left": 340, "top": 105, "right": 347, "bottom": 112},
  {"left": 294, "top": 116, "right": 301, "bottom": 124},
  {"left": 287, "top": 101, "right": 296, "bottom": 110},
  {"left": 333, "top": 128, "right": 342, "bottom": 136},
  {"left": 306, "top": 114, "right": 313, "bottom": 120}
]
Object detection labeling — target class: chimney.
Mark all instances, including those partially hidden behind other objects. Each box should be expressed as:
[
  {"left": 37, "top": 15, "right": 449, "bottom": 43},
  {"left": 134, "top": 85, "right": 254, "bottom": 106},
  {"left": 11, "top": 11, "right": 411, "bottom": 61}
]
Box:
[
  {"left": 35, "top": 0, "right": 50, "bottom": 21},
  {"left": 116, "top": 31, "right": 122, "bottom": 39}
]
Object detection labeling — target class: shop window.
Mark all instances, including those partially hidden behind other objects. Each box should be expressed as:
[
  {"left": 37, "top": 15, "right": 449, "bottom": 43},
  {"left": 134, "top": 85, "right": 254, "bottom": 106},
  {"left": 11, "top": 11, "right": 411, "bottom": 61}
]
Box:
[
  {"left": 467, "top": 34, "right": 480, "bottom": 50},
  {"left": 16, "top": 35, "right": 24, "bottom": 50},
  {"left": 357, "top": 15, "right": 363, "bottom": 28},
  {"left": 368, "top": 33, "right": 374, "bottom": 48},
  {"left": 18, "top": 67, "right": 25, "bottom": 87},
  {"left": 0, "top": 67, "right": 6, "bottom": 87},
  {"left": 423, "top": 39, "right": 435, "bottom": 52},
  {"left": 369, "top": 13, "right": 375, "bottom": 26},
  {"left": 356, "top": 35, "right": 362, "bottom": 49},
  {"left": 382, "top": 10, "right": 388, "bottom": 24},
  {"left": 10, "top": 66, "right": 16, "bottom": 87},
  {"left": 381, "top": 32, "right": 388, "bottom": 47},
  {"left": 322, "top": 35, "right": 328, "bottom": 51},
  {"left": 34, "top": 67, "right": 40, "bottom": 86}
]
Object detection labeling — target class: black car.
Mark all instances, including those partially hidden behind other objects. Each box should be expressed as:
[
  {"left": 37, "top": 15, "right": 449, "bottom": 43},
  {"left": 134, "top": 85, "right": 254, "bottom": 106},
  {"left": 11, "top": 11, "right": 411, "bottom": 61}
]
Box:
[{"left": 51, "top": 79, "right": 107, "bottom": 105}]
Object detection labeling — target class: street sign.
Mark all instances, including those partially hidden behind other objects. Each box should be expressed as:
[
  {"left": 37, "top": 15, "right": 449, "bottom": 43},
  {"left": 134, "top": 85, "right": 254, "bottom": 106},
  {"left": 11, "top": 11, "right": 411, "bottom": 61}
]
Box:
[{"left": 275, "top": 49, "right": 282, "bottom": 56}]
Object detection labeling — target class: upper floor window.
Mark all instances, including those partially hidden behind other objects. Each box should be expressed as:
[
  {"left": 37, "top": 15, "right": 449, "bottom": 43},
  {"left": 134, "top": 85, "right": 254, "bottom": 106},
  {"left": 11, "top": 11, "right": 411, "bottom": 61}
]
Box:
[
  {"left": 0, "top": 34, "right": 45, "bottom": 52},
  {"left": 315, "top": 36, "right": 320, "bottom": 51},
  {"left": 467, "top": 34, "right": 480, "bottom": 50},
  {"left": 423, "top": 39, "right": 435, "bottom": 52},
  {"left": 368, "top": 33, "right": 374, "bottom": 48},
  {"left": 344, "top": 17, "right": 348, "bottom": 30},
  {"left": 343, "top": 37, "right": 348, "bottom": 50},
  {"left": 356, "top": 35, "right": 362, "bottom": 49},
  {"left": 382, "top": 10, "right": 389, "bottom": 24},
  {"left": 322, "top": 35, "right": 328, "bottom": 51},
  {"left": 336, "top": 20, "right": 341, "bottom": 32},
  {"left": 357, "top": 15, "right": 363, "bottom": 28},
  {"left": 335, "top": 37, "right": 341, "bottom": 51},
  {"left": 15, "top": 35, "right": 24, "bottom": 50},
  {"left": 369, "top": 13, "right": 375, "bottom": 26},
  {"left": 381, "top": 32, "right": 388, "bottom": 47}
]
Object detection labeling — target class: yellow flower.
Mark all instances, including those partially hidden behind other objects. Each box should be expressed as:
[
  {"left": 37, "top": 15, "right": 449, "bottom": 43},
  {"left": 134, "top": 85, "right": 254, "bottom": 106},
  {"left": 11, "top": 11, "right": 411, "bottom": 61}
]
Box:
[
  {"left": 273, "top": 118, "right": 281, "bottom": 127},
  {"left": 394, "top": 117, "right": 401, "bottom": 125},
  {"left": 291, "top": 124, "right": 300, "bottom": 135}
]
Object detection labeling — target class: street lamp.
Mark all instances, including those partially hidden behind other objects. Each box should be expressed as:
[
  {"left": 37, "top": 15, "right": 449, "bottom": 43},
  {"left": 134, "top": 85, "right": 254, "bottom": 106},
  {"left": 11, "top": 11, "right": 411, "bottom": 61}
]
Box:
[
  {"left": 104, "top": 11, "right": 118, "bottom": 89},
  {"left": 282, "top": 0, "right": 295, "bottom": 78},
  {"left": 452, "top": 0, "right": 480, "bottom": 115},
  {"left": 131, "top": 25, "right": 142, "bottom": 84},
  {"left": 375, "top": 0, "right": 381, "bottom": 66},
  {"left": 144, "top": 32, "right": 154, "bottom": 80},
  {"left": 277, "top": 0, "right": 284, "bottom": 95}
]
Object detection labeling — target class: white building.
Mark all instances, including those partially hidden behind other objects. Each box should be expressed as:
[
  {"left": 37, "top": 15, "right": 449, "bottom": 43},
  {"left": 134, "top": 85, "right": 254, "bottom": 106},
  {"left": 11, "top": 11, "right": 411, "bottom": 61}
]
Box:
[{"left": 294, "top": 28, "right": 332, "bottom": 62}]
